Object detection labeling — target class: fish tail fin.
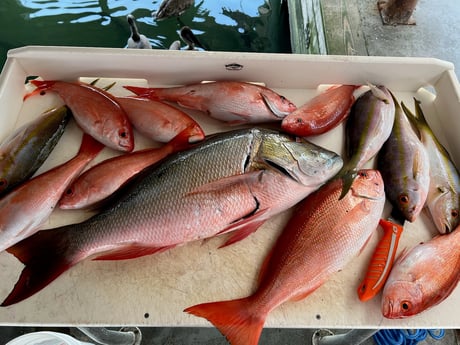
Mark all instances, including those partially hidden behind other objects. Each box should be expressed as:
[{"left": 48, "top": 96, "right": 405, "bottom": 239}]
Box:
[
  {"left": 335, "top": 165, "right": 358, "bottom": 200},
  {"left": 401, "top": 98, "right": 428, "bottom": 128},
  {"left": 185, "top": 298, "right": 266, "bottom": 345},
  {"left": 23, "top": 80, "right": 57, "bottom": 100},
  {"left": 77, "top": 133, "right": 106, "bottom": 160},
  {"left": 1, "top": 227, "right": 76, "bottom": 306},
  {"left": 123, "top": 86, "right": 159, "bottom": 99},
  {"left": 167, "top": 124, "right": 205, "bottom": 152}
]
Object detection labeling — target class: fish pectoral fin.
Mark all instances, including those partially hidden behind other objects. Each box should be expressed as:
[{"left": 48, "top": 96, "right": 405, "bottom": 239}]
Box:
[
  {"left": 93, "top": 244, "right": 176, "bottom": 261},
  {"left": 187, "top": 172, "right": 263, "bottom": 196},
  {"left": 218, "top": 209, "right": 269, "bottom": 248}
]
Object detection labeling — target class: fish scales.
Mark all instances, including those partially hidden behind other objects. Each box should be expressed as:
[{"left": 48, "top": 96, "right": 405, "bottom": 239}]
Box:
[
  {"left": 2, "top": 127, "right": 343, "bottom": 306},
  {"left": 77, "top": 130, "right": 256, "bottom": 251},
  {"left": 382, "top": 224, "right": 460, "bottom": 318},
  {"left": 378, "top": 95, "right": 429, "bottom": 222},
  {"left": 185, "top": 170, "right": 385, "bottom": 345}
]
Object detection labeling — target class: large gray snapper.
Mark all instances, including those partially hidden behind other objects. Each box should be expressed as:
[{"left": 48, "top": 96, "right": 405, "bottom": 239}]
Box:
[
  {"left": 1, "top": 128, "right": 342, "bottom": 306},
  {"left": 402, "top": 99, "right": 460, "bottom": 234}
]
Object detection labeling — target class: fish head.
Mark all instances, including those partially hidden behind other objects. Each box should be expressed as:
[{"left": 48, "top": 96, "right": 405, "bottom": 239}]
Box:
[
  {"left": 395, "top": 180, "right": 427, "bottom": 223},
  {"left": 261, "top": 93, "right": 297, "bottom": 119},
  {"left": 350, "top": 169, "right": 385, "bottom": 201},
  {"left": 428, "top": 187, "right": 459, "bottom": 234},
  {"left": 381, "top": 280, "right": 424, "bottom": 318},
  {"left": 253, "top": 131, "right": 343, "bottom": 186},
  {"left": 102, "top": 121, "right": 135, "bottom": 152}
]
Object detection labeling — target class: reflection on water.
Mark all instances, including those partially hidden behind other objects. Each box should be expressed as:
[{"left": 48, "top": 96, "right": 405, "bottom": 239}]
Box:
[{"left": 0, "top": 0, "right": 291, "bottom": 69}]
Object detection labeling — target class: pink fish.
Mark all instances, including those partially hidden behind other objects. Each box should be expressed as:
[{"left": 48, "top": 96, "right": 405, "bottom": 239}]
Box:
[
  {"left": 281, "top": 85, "right": 359, "bottom": 136},
  {"left": 123, "top": 81, "right": 297, "bottom": 124},
  {"left": 116, "top": 96, "right": 205, "bottom": 143},
  {"left": 381, "top": 225, "right": 460, "bottom": 319},
  {"left": 25, "top": 79, "right": 134, "bottom": 152},
  {"left": 0, "top": 133, "right": 104, "bottom": 253},
  {"left": 185, "top": 170, "right": 385, "bottom": 345},
  {"left": 0, "top": 128, "right": 342, "bottom": 306},
  {"left": 59, "top": 128, "right": 195, "bottom": 210}
]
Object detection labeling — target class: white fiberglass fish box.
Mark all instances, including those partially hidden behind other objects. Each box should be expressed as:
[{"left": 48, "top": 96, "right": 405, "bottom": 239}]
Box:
[{"left": 0, "top": 46, "right": 459, "bottom": 329}]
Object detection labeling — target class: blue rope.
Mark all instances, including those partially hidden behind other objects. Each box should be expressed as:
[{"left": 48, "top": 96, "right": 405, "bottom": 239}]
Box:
[{"left": 373, "top": 329, "right": 445, "bottom": 345}]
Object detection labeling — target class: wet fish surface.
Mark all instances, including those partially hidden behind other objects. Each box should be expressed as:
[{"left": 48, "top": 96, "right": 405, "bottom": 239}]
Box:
[
  {"left": 25, "top": 79, "right": 134, "bottom": 152},
  {"left": 0, "top": 105, "right": 70, "bottom": 196},
  {"left": 378, "top": 94, "right": 429, "bottom": 222},
  {"left": 382, "top": 224, "right": 460, "bottom": 319},
  {"left": 123, "top": 81, "right": 297, "bottom": 124},
  {"left": 1, "top": 127, "right": 342, "bottom": 306},
  {"left": 402, "top": 99, "right": 460, "bottom": 233},
  {"left": 185, "top": 169, "right": 385, "bottom": 345},
  {"left": 281, "top": 84, "right": 359, "bottom": 136},
  {"left": 337, "top": 84, "right": 395, "bottom": 198}
]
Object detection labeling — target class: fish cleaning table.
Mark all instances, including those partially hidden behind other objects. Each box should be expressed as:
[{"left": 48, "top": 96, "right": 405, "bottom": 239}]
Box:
[{"left": 0, "top": 47, "right": 459, "bottom": 329}]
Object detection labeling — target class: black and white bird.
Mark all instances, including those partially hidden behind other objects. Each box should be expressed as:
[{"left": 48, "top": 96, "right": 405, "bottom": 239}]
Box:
[
  {"left": 179, "top": 26, "right": 205, "bottom": 50},
  {"left": 153, "top": 0, "right": 194, "bottom": 21},
  {"left": 126, "top": 14, "right": 152, "bottom": 49}
]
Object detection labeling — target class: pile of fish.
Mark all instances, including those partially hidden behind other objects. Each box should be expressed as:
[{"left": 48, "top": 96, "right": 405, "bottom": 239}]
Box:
[{"left": 0, "top": 77, "right": 459, "bottom": 344}]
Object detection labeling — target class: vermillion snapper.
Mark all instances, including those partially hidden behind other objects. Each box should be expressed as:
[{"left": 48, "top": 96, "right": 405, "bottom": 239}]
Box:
[
  {"left": 0, "top": 134, "right": 104, "bottom": 253},
  {"left": 2, "top": 128, "right": 342, "bottom": 306},
  {"left": 281, "top": 84, "right": 359, "bottom": 137},
  {"left": 185, "top": 169, "right": 385, "bottom": 345},
  {"left": 382, "top": 225, "right": 460, "bottom": 319},
  {"left": 123, "top": 81, "right": 297, "bottom": 124},
  {"left": 25, "top": 79, "right": 134, "bottom": 152}
]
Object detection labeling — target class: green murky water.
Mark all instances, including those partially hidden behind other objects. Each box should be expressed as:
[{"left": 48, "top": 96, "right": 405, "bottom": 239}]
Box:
[{"left": 0, "top": 0, "right": 291, "bottom": 70}]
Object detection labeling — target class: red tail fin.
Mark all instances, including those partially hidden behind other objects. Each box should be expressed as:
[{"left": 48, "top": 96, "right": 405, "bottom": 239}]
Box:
[
  {"left": 23, "top": 80, "right": 57, "bottom": 100},
  {"left": 185, "top": 298, "right": 266, "bottom": 345},
  {"left": 123, "top": 86, "right": 159, "bottom": 99},
  {"left": 166, "top": 124, "right": 205, "bottom": 153},
  {"left": 1, "top": 227, "right": 77, "bottom": 306}
]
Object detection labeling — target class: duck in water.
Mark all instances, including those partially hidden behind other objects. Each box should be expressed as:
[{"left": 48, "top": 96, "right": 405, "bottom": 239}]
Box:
[{"left": 153, "top": 0, "right": 194, "bottom": 20}]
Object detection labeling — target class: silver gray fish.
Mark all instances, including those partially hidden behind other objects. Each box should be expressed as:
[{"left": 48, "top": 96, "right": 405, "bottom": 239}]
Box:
[
  {"left": 402, "top": 98, "right": 460, "bottom": 233},
  {"left": 0, "top": 105, "right": 70, "bottom": 196},
  {"left": 2, "top": 127, "right": 343, "bottom": 306},
  {"left": 378, "top": 93, "right": 430, "bottom": 222},
  {"left": 337, "top": 84, "right": 395, "bottom": 198}
]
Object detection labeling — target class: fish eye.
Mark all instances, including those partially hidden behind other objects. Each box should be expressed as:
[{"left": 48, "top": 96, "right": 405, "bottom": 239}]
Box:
[
  {"left": 65, "top": 188, "right": 74, "bottom": 196},
  {"left": 399, "top": 194, "right": 410, "bottom": 205},
  {"left": 118, "top": 129, "right": 128, "bottom": 138},
  {"left": 0, "top": 178, "right": 7, "bottom": 191},
  {"left": 400, "top": 300, "right": 411, "bottom": 311},
  {"left": 451, "top": 209, "right": 459, "bottom": 218},
  {"left": 358, "top": 171, "right": 369, "bottom": 178}
]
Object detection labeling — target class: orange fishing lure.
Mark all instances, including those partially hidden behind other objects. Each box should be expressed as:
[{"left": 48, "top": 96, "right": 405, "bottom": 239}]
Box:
[{"left": 357, "top": 218, "right": 404, "bottom": 302}]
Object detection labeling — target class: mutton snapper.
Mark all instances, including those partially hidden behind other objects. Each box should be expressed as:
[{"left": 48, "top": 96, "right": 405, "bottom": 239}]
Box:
[{"left": 1, "top": 128, "right": 343, "bottom": 306}]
